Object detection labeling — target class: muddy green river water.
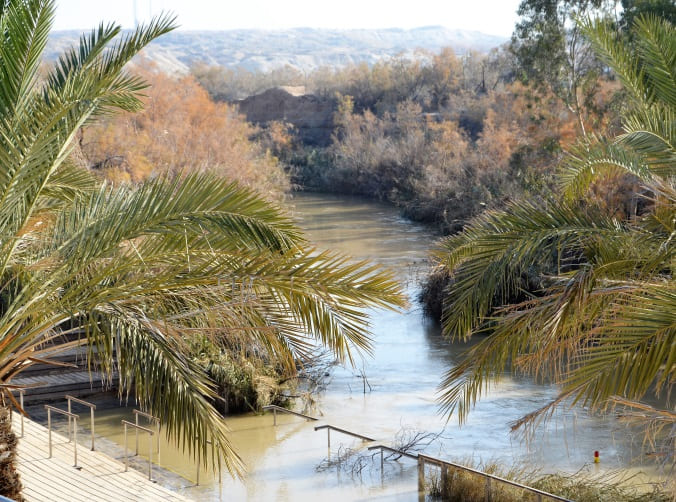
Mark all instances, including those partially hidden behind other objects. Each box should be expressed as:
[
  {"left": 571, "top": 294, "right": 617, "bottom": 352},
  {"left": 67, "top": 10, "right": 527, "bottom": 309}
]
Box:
[{"left": 45, "top": 193, "right": 663, "bottom": 501}]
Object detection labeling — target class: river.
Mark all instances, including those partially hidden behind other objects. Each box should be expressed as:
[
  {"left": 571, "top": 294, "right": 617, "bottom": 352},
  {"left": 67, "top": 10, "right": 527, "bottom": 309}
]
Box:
[{"left": 48, "top": 192, "right": 661, "bottom": 500}]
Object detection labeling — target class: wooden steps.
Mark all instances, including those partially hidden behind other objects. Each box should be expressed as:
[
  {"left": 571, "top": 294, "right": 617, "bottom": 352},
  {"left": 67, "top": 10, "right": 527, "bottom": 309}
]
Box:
[
  {"left": 13, "top": 413, "right": 191, "bottom": 502},
  {"left": 9, "top": 337, "right": 121, "bottom": 404},
  {"left": 11, "top": 370, "right": 118, "bottom": 403}
]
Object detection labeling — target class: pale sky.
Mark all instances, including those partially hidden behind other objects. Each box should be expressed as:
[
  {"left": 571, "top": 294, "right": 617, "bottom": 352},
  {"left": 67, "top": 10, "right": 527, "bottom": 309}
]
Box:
[{"left": 54, "top": 0, "right": 522, "bottom": 37}]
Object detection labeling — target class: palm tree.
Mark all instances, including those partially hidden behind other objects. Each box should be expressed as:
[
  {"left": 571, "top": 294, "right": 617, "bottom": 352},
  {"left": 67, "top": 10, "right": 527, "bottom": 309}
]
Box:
[
  {"left": 0, "top": 0, "right": 406, "bottom": 476},
  {"left": 435, "top": 14, "right": 674, "bottom": 439}
]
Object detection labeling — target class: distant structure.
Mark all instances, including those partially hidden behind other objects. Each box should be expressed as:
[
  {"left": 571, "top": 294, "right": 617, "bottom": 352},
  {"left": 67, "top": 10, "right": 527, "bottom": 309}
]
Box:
[{"left": 236, "top": 87, "right": 335, "bottom": 146}]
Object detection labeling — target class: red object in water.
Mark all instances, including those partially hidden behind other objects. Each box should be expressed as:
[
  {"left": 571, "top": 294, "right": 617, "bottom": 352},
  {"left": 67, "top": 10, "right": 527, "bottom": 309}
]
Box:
[{"left": 594, "top": 450, "right": 600, "bottom": 463}]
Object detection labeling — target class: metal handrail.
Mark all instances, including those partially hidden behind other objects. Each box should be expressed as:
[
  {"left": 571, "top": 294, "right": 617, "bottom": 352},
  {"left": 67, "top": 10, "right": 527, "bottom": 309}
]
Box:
[
  {"left": 368, "top": 444, "right": 418, "bottom": 473},
  {"left": 7, "top": 389, "right": 25, "bottom": 438},
  {"left": 367, "top": 444, "right": 418, "bottom": 460},
  {"left": 263, "top": 405, "right": 318, "bottom": 425},
  {"left": 2, "top": 382, "right": 46, "bottom": 438},
  {"left": 417, "top": 454, "right": 573, "bottom": 502},
  {"left": 133, "top": 409, "right": 160, "bottom": 462},
  {"left": 314, "top": 424, "right": 375, "bottom": 450},
  {"left": 65, "top": 395, "right": 96, "bottom": 451},
  {"left": 133, "top": 409, "right": 158, "bottom": 421},
  {"left": 45, "top": 405, "right": 80, "bottom": 468},
  {"left": 349, "top": 438, "right": 572, "bottom": 501},
  {"left": 122, "top": 420, "right": 155, "bottom": 481}
]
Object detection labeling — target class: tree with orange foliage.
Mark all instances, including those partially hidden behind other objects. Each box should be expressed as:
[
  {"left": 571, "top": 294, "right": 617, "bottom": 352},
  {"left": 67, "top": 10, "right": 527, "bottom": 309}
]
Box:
[{"left": 82, "top": 66, "right": 289, "bottom": 198}]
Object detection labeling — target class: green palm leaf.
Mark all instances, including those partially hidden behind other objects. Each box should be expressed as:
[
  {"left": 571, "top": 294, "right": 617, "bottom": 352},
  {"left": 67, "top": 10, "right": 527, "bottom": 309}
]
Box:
[
  {"left": 436, "top": 15, "right": 675, "bottom": 434},
  {"left": 0, "top": 0, "right": 54, "bottom": 114}
]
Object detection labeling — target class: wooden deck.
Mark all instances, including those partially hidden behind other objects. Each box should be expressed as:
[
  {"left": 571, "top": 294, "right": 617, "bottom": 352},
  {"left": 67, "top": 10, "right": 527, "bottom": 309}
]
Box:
[
  {"left": 13, "top": 413, "right": 191, "bottom": 502},
  {"left": 12, "top": 370, "right": 116, "bottom": 403}
]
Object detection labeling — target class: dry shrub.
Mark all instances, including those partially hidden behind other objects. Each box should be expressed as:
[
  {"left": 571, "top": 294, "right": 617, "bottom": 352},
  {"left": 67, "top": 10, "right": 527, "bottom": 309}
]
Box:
[
  {"left": 0, "top": 407, "right": 23, "bottom": 501},
  {"left": 427, "top": 458, "right": 673, "bottom": 502},
  {"left": 82, "top": 65, "right": 289, "bottom": 199}
]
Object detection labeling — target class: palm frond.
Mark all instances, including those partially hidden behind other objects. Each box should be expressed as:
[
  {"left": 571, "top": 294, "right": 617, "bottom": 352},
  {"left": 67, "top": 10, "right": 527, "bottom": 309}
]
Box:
[
  {"left": 559, "top": 135, "right": 653, "bottom": 198},
  {"left": 435, "top": 198, "right": 632, "bottom": 339},
  {"left": 48, "top": 174, "right": 303, "bottom": 266},
  {"left": 0, "top": 0, "right": 54, "bottom": 114},
  {"left": 619, "top": 104, "right": 676, "bottom": 176},
  {"left": 86, "top": 306, "right": 243, "bottom": 476},
  {"left": 44, "top": 13, "right": 177, "bottom": 115},
  {"left": 633, "top": 15, "right": 676, "bottom": 108},
  {"left": 563, "top": 283, "right": 676, "bottom": 406},
  {"left": 579, "top": 15, "right": 649, "bottom": 106}
]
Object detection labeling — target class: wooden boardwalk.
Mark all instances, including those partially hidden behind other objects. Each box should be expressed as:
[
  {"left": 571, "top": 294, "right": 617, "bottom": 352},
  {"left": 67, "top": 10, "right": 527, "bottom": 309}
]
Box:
[
  {"left": 13, "top": 413, "right": 191, "bottom": 502},
  {"left": 12, "top": 370, "right": 116, "bottom": 403}
]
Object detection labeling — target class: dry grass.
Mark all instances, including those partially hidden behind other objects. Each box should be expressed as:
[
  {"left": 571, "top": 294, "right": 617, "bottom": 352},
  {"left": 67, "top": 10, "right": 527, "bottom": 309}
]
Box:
[{"left": 426, "top": 458, "right": 674, "bottom": 502}]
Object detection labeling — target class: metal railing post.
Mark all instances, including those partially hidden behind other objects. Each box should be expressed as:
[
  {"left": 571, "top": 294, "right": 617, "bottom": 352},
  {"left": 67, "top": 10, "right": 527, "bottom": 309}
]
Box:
[
  {"left": 485, "top": 476, "right": 491, "bottom": 502},
  {"left": 262, "top": 405, "right": 318, "bottom": 423},
  {"left": 132, "top": 409, "right": 160, "bottom": 464},
  {"left": 44, "top": 405, "right": 79, "bottom": 468},
  {"left": 73, "top": 417, "right": 78, "bottom": 468},
  {"left": 417, "top": 455, "right": 425, "bottom": 493},
  {"left": 90, "top": 407, "right": 95, "bottom": 451},
  {"left": 121, "top": 420, "right": 155, "bottom": 481},
  {"left": 66, "top": 395, "right": 97, "bottom": 451},
  {"left": 314, "top": 424, "right": 376, "bottom": 461},
  {"left": 124, "top": 422, "right": 128, "bottom": 471},
  {"left": 19, "top": 390, "right": 24, "bottom": 438},
  {"left": 196, "top": 448, "right": 200, "bottom": 485},
  {"left": 47, "top": 407, "right": 52, "bottom": 458},
  {"left": 67, "top": 399, "right": 72, "bottom": 442}
]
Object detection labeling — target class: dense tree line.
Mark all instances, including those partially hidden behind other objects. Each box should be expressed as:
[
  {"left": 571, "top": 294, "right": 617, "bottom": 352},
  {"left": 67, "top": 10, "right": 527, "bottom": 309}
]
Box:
[
  {"left": 82, "top": 66, "right": 289, "bottom": 198},
  {"left": 193, "top": 33, "right": 625, "bottom": 234}
]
